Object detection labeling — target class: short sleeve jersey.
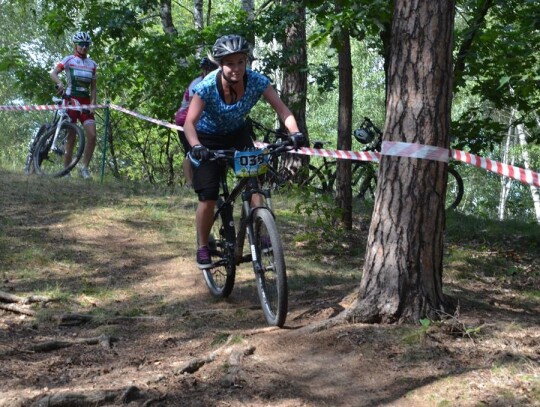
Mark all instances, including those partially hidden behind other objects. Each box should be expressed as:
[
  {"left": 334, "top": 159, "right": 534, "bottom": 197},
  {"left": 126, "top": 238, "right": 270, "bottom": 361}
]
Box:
[
  {"left": 194, "top": 69, "right": 270, "bottom": 135},
  {"left": 56, "top": 55, "right": 97, "bottom": 98}
]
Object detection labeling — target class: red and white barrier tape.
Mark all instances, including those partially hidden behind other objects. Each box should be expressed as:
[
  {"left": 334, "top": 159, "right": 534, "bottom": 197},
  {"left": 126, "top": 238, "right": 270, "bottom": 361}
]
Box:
[
  {"left": 0, "top": 103, "right": 107, "bottom": 111},
  {"left": 254, "top": 141, "right": 380, "bottom": 162},
  {"left": 382, "top": 141, "right": 449, "bottom": 162},
  {"left": 452, "top": 149, "right": 539, "bottom": 187},
  {"left": 109, "top": 104, "right": 184, "bottom": 131},
  {"left": 2, "top": 102, "right": 539, "bottom": 187}
]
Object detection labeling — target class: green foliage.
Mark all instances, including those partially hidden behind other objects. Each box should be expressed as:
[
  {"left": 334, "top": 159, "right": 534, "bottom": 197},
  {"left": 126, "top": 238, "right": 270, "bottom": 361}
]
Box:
[
  {"left": 293, "top": 187, "right": 342, "bottom": 226},
  {"left": 0, "top": 0, "right": 538, "bottom": 221}
]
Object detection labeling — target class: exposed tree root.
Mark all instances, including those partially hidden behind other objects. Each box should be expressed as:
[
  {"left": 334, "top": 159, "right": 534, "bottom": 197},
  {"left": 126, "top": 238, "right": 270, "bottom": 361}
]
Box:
[
  {"left": 174, "top": 354, "right": 216, "bottom": 374},
  {"left": 30, "top": 385, "right": 149, "bottom": 407},
  {"left": 0, "top": 290, "right": 52, "bottom": 316},
  {"left": 220, "top": 345, "right": 256, "bottom": 388},
  {"left": 56, "top": 313, "right": 162, "bottom": 326},
  {"left": 0, "top": 302, "right": 36, "bottom": 316},
  {"left": 297, "top": 308, "right": 349, "bottom": 334},
  {"left": 28, "top": 334, "right": 117, "bottom": 353},
  {"left": 0, "top": 290, "right": 51, "bottom": 304}
]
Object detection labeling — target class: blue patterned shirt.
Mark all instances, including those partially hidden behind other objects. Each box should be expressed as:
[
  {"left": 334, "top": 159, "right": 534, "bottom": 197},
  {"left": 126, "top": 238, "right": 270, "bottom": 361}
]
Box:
[{"left": 194, "top": 69, "right": 270, "bottom": 135}]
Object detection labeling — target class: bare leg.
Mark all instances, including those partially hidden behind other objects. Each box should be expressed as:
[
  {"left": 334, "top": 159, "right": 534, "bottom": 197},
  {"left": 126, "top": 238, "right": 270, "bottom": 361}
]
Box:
[
  {"left": 182, "top": 157, "right": 193, "bottom": 187},
  {"left": 64, "top": 130, "right": 76, "bottom": 167},
  {"left": 82, "top": 122, "right": 97, "bottom": 167},
  {"left": 196, "top": 200, "right": 216, "bottom": 247}
]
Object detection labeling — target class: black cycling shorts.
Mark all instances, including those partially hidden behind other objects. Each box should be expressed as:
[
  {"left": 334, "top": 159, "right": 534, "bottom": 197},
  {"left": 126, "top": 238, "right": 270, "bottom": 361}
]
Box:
[{"left": 192, "top": 124, "right": 255, "bottom": 201}]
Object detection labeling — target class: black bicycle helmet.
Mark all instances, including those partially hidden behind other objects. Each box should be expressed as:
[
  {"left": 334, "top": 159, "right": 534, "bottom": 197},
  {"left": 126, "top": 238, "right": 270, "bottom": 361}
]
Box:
[
  {"left": 353, "top": 127, "right": 375, "bottom": 144},
  {"left": 199, "top": 57, "right": 217, "bottom": 70},
  {"left": 211, "top": 35, "right": 250, "bottom": 62}
]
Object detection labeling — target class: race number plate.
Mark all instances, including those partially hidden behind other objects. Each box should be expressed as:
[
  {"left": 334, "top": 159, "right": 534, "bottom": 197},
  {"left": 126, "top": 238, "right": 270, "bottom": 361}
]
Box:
[{"left": 233, "top": 149, "right": 269, "bottom": 177}]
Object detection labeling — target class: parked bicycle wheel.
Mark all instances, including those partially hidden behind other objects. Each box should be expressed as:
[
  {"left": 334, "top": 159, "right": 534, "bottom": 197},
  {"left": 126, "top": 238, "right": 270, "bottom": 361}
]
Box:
[
  {"left": 33, "top": 122, "right": 85, "bottom": 177},
  {"left": 252, "top": 208, "right": 288, "bottom": 327},
  {"left": 299, "top": 163, "right": 335, "bottom": 193},
  {"left": 24, "top": 125, "right": 48, "bottom": 175},
  {"left": 352, "top": 163, "right": 378, "bottom": 201},
  {"left": 446, "top": 167, "right": 464, "bottom": 210},
  {"left": 201, "top": 198, "right": 237, "bottom": 298}
]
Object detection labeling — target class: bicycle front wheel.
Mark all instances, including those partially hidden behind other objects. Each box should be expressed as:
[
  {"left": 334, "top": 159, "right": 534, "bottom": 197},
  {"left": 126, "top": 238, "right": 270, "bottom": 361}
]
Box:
[
  {"left": 200, "top": 198, "right": 236, "bottom": 298},
  {"left": 34, "top": 122, "right": 85, "bottom": 177},
  {"left": 446, "top": 167, "right": 464, "bottom": 210},
  {"left": 25, "top": 124, "right": 49, "bottom": 175},
  {"left": 252, "top": 208, "right": 288, "bottom": 327}
]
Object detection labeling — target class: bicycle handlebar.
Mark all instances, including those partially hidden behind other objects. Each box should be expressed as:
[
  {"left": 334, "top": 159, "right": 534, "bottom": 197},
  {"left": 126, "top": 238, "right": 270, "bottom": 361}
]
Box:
[
  {"left": 188, "top": 139, "right": 294, "bottom": 168},
  {"left": 209, "top": 139, "right": 293, "bottom": 160},
  {"left": 51, "top": 95, "right": 91, "bottom": 114}
]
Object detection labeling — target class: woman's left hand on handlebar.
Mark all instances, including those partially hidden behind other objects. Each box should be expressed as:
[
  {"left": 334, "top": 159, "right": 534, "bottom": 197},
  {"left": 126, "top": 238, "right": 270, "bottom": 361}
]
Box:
[{"left": 289, "top": 132, "right": 306, "bottom": 150}]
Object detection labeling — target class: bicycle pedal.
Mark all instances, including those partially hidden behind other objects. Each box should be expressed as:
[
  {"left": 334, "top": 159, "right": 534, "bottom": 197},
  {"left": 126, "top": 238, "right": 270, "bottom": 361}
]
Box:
[{"left": 240, "top": 254, "right": 252, "bottom": 263}]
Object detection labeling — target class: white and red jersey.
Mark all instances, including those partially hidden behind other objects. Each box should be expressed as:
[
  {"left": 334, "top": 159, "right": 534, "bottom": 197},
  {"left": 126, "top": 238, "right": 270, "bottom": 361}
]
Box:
[
  {"left": 175, "top": 75, "right": 204, "bottom": 126},
  {"left": 55, "top": 54, "right": 97, "bottom": 98}
]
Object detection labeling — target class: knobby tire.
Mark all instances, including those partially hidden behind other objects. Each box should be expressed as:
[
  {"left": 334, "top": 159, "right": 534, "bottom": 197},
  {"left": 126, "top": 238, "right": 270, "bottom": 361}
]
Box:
[
  {"left": 252, "top": 208, "right": 288, "bottom": 327},
  {"left": 33, "top": 122, "right": 85, "bottom": 177},
  {"left": 25, "top": 124, "right": 48, "bottom": 175},
  {"left": 201, "top": 198, "right": 236, "bottom": 298},
  {"left": 446, "top": 167, "right": 464, "bottom": 210}
]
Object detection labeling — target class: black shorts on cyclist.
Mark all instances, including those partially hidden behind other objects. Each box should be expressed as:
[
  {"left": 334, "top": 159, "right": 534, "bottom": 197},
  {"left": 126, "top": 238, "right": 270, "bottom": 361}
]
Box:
[{"left": 192, "top": 124, "right": 255, "bottom": 201}]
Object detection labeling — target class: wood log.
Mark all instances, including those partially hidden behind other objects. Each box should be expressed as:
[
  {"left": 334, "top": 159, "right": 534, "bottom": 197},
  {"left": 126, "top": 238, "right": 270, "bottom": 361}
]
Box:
[{"left": 0, "top": 302, "right": 35, "bottom": 316}]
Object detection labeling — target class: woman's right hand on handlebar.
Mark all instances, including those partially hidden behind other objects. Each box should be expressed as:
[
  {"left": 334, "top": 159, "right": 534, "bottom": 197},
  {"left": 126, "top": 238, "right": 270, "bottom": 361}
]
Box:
[{"left": 190, "top": 144, "right": 210, "bottom": 161}]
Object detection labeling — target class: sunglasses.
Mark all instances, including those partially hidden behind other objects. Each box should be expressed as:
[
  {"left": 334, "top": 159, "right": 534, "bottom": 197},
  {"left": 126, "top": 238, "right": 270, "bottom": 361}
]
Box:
[{"left": 76, "top": 42, "right": 90, "bottom": 48}]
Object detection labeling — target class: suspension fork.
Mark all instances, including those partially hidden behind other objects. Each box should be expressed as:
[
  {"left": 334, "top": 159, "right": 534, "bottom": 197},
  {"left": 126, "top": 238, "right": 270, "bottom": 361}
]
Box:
[{"left": 240, "top": 186, "right": 275, "bottom": 271}]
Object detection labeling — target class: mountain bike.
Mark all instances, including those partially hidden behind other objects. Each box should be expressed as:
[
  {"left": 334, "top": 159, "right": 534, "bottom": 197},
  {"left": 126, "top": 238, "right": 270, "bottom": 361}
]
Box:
[
  {"left": 301, "top": 117, "right": 464, "bottom": 210},
  {"left": 29, "top": 96, "right": 86, "bottom": 177},
  {"left": 191, "top": 137, "right": 295, "bottom": 327}
]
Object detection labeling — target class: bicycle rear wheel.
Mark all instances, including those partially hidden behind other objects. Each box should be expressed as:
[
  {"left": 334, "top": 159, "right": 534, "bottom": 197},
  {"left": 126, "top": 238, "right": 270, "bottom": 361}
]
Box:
[
  {"left": 299, "top": 163, "right": 334, "bottom": 193},
  {"left": 33, "top": 122, "right": 85, "bottom": 177},
  {"left": 351, "top": 161, "right": 378, "bottom": 201},
  {"left": 252, "top": 208, "right": 288, "bottom": 327},
  {"left": 446, "top": 167, "right": 464, "bottom": 210},
  {"left": 200, "top": 198, "right": 236, "bottom": 298}
]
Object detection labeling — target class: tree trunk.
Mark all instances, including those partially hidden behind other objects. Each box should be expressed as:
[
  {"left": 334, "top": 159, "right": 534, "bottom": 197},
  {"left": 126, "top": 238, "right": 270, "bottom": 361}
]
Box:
[
  {"left": 336, "top": 28, "right": 353, "bottom": 229},
  {"left": 160, "top": 0, "right": 177, "bottom": 35},
  {"left": 279, "top": 0, "right": 309, "bottom": 176},
  {"left": 517, "top": 123, "right": 540, "bottom": 223},
  {"left": 347, "top": 0, "right": 455, "bottom": 324},
  {"left": 241, "top": 0, "right": 255, "bottom": 46},
  {"left": 498, "top": 114, "right": 515, "bottom": 221},
  {"left": 241, "top": 0, "right": 255, "bottom": 20},
  {"left": 194, "top": 0, "right": 203, "bottom": 30}
]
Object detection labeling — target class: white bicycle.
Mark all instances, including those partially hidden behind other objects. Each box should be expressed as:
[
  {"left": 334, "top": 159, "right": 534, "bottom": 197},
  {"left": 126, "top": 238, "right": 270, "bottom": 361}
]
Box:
[{"left": 27, "top": 96, "right": 86, "bottom": 177}]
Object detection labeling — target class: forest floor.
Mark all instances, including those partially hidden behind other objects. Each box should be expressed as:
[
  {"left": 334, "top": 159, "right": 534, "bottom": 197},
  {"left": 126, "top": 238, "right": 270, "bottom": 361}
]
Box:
[{"left": 0, "top": 168, "right": 539, "bottom": 407}]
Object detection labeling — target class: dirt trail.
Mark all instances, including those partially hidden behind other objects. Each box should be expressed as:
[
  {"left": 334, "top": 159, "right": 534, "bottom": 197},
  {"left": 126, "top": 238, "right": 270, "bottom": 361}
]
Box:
[{"left": 0, "top": 170, "right": 538, "bottom": 407}]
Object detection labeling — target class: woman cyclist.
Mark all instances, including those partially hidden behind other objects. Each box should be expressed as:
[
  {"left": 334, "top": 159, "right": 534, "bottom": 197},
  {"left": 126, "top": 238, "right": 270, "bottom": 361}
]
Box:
[{"left": 183, "top": 34, "right": 305, "bottom": 269}]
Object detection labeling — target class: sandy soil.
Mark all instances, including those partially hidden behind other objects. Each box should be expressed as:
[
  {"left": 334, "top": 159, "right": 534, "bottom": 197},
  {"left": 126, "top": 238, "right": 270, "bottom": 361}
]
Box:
[{"left": 0, "top": 170, "right": 538, "bottom": 407}]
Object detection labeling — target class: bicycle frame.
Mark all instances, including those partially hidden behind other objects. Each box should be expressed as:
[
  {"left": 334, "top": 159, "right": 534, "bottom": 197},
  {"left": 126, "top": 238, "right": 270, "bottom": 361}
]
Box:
[
  {"left": 214, "top": 163, "right": 276, "bottom": 268},
  {"left": 49, "top": 97, "right": 80, "bottom": 149},
  {"left": 31, "top": 96, "right": 87, "bottom": 177}
]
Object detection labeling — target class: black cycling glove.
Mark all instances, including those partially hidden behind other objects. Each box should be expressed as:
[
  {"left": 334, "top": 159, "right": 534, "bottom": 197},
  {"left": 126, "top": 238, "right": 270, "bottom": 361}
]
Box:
[
  {"left": 190, "top": 144, "right": 210, "bottom": 161},
  {"left": 289, "top": 132, "right": 306, "bottom": 150}
]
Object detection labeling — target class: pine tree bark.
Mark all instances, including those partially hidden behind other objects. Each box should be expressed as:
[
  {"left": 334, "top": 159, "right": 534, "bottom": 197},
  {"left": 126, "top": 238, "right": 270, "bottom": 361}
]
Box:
[{"left": 347, "top": 0, "right": 456, "bottom": 323}]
